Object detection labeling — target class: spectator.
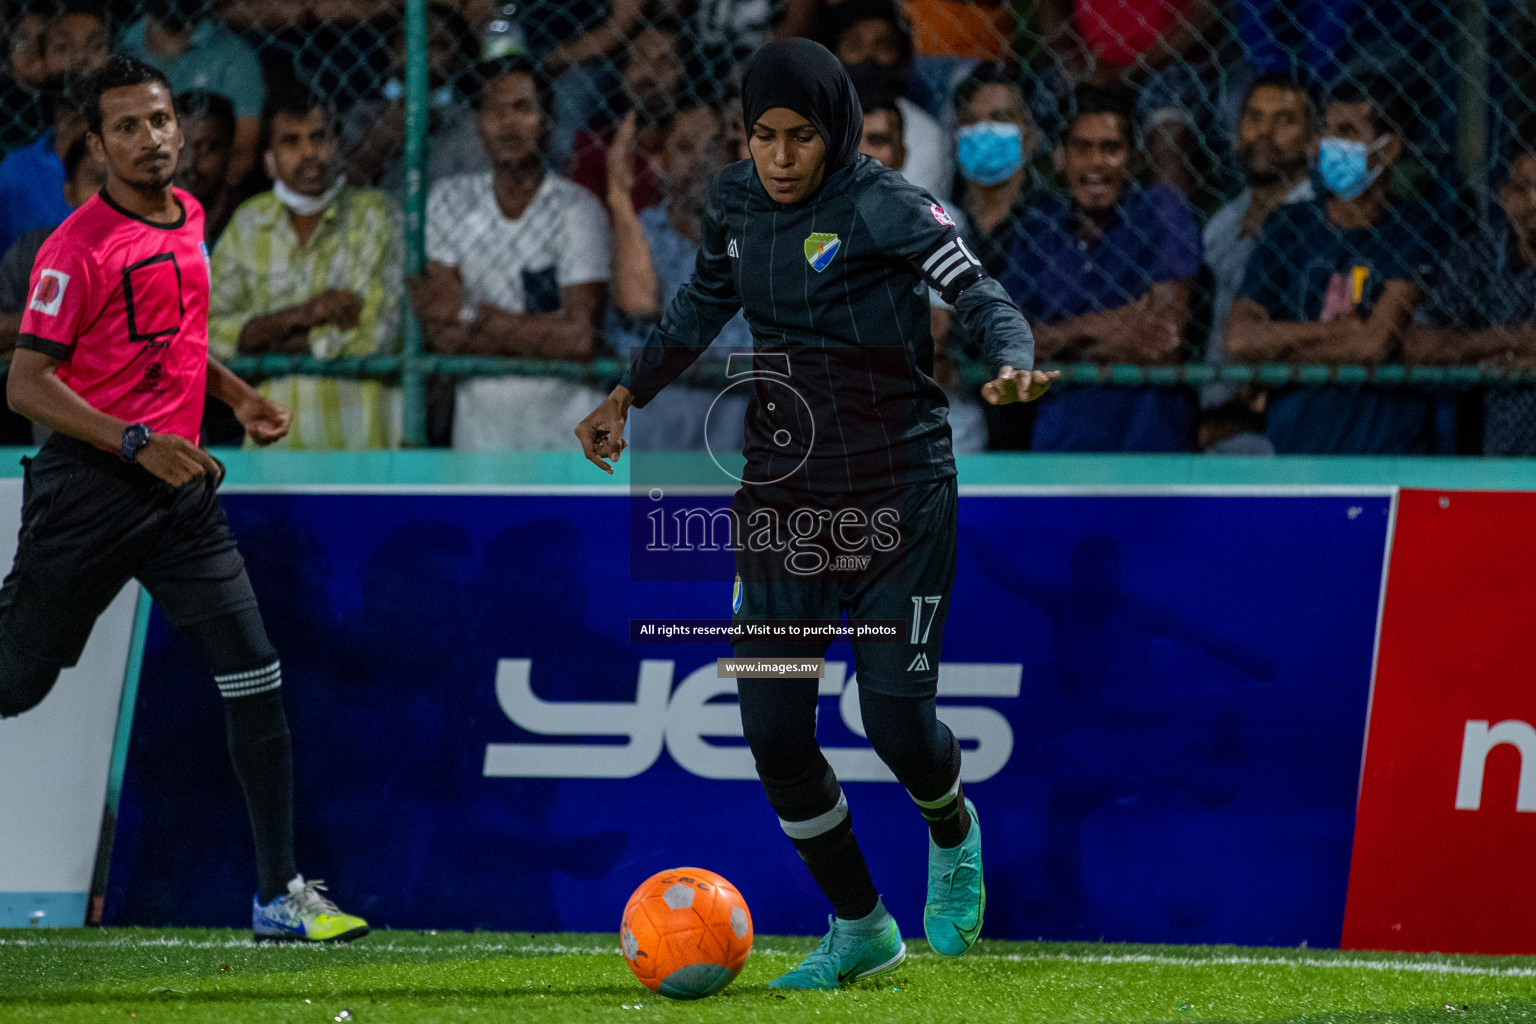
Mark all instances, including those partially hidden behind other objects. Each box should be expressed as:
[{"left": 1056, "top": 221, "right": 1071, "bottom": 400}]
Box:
[
  {"left": 342, "top": 3, "right": 487, "bottom": 196},
  {"left": 0, "top": 134, "right": 102, "bottom": 355},
  {"left": 1036, "top": 0, "right": 1222, "bottom": 201},
  {"left": 607, "top": 102, "right": 748, "bottom": 451},
  {"left": 952, "top": 61, "right": 1039, "bottom": 278},
  {"left": 825, "top": 0, "right": 953, "bottom": 201},
  {"left": 722, "top": 91, "right": 750, "bottom": 162},
  {"left": 850, "top": 72, "right": 986, "bottom": 453},
  {"left": 568, "top": 18, "right": 685, "bottom": 212},
  {"left": 514, "top": 0, "right": 654, "bottom": 164},
  {"left": 0, "top": 1, "right": 108, "bottom": 255},
  {"left": 119, "top": 0, "right": 264, "bottom": 188},
  {"left": 950, "top": 61, "right": 1041, "bottom": 450},
  {"left": 1410, "top": 133, "right": 1536, "bottom": 456},
  {"left": 692, "top": 0, "right": 821, "bottom": 75},
  {"left": 1, "top": 4, "right": 50, "bottom": 154},
  {"left": 209, "top": 89, "right": 403, "bottom": 450},
  {"left": 855, "top": 72, "right": 906, "bottom": 170},
  {"left": 409, "top": 56, "right": 609, "bottom": 451},
  {"left": 1227, "top": 76, "right": 1434, "bottom": 454},
  {"left": 902, "top": 0, "right": 1012, "bottom": 120},
  {"left": 1200, "top": 72, "right": 1316, "bottom": 453},
  {"left": 175, "top": 89, "right": 236, "bottom": 246},
  {"left": 0, "top": 133, "right": 101, "bottom": 443},
  {"left": 997, "top": 85, "right": 1200, "bottom": 452},
  {"left": 37, "top": 0, "right": 109, "bottom": 80},
  {"left": 7, "top": 4, "right": 45, "bottom": 88}
]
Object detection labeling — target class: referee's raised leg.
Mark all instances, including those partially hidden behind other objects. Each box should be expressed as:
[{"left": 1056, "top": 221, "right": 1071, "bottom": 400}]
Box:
[{"left": 0, "top": 56, "right": 367, "bottom": 943}]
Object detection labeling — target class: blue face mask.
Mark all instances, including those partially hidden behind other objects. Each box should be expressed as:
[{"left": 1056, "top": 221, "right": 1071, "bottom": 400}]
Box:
[
  {"left": 957, "top": 122, "right": 1025, "bottom": 186},
  {"left": 1318, "top": 135, "right": 1386, "bottom": 200}
]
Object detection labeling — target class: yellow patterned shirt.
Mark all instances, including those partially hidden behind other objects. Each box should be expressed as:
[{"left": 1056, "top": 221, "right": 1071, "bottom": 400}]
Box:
[{"left": 209, "top": 186, "right": 403, "bottom": 449}]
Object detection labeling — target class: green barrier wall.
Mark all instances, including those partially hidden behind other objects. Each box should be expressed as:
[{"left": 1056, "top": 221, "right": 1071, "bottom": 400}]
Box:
[{"left": 6, "top": 448, "right": 1536, "bottom": 488}]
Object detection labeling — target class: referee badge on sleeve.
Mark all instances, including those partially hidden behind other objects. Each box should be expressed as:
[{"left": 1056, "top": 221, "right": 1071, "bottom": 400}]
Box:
[{"left": 28, "top": 269, "right": 68, "bottom": 316}]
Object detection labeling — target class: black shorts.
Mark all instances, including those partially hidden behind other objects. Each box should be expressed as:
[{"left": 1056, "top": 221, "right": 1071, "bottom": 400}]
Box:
[
  {"left": 730, "top": 475, "right": 957, "bottom": 697},
  {"left": 0, "top": 434, "right": 257, "bottom": 667}
]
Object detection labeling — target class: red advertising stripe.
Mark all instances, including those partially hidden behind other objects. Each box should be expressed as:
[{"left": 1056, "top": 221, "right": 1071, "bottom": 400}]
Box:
[{"left": 1343, "top": 489, "right": 1536, "bottom": 954}]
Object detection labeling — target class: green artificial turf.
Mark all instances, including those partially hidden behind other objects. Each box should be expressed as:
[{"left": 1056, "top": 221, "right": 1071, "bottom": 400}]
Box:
[{"left": 4, "top": 929, "right": 1536, "bottom": 1023}]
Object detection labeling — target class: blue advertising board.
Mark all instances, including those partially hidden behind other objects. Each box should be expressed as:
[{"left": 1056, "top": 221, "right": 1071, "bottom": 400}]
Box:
[{"left": 104, "top": 487, "right": 1390, "bottom": 946}]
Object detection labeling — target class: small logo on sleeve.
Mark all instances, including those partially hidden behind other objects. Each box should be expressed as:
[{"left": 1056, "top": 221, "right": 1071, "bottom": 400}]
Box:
[
  {"left": 727, "top": 238, "right": 740, "bottom": 259},
  {"left": 931, "top": 203, "right": 955, "bottom": 226},
  {"left": 28, "top": 269, "right": 68, "bottom": 316}
]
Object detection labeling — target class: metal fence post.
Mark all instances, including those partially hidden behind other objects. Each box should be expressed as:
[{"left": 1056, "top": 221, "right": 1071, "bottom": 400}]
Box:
[
  {"left": 1458, "top": 0, "right": 1491, "bottom": 219},
  {"left": 400, "top": 0, "right": 429, "bottom": 446}
]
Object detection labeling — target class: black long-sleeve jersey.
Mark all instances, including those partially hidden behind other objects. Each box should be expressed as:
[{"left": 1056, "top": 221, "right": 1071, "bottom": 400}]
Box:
[{"left": 620, "top": 155, "right": 1035, "bottom": 494}]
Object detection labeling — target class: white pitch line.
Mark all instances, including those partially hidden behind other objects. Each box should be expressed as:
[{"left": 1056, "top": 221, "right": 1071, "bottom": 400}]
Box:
[
  {"left": 958, "top": 951, "right": 1536, "bottom": 980},
  {"left": 0, "top": 938, "right": 617, "bottom": 956},
  {"left": 4, "top": 939, "right": 1536, "bottom": 981}
]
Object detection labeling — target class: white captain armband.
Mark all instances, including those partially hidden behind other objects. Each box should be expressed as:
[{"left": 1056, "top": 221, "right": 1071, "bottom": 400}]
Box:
[{"left": 918, "top": 234, "right": 985, "bottom": 305}]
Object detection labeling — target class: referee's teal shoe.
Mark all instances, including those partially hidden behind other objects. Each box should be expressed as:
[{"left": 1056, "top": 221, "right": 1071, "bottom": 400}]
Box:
[
  {"left": 768, "top": 901, "right": 906, "bottom": 990},
  {"left": 924, "top": 798, "right": 985, "bottom": 956}
]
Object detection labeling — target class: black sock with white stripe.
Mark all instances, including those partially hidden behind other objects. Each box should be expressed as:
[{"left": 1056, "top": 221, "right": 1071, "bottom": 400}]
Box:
[
  {"left": 763, "top": 764, "right": 880, "bottom": 921},
  {"left": 217, "top": 661, "right": 297, "bottom": 903},
  {"left": 915, "top": 781, "right": 971, "bottom": 849},
  {"left": 905, "top": 729, "right": 971, "bottom": 849}
]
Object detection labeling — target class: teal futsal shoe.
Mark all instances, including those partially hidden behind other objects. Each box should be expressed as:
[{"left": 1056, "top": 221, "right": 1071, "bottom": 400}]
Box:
[
  {"left": 924, "top": 798, "right": 985, "bottom": 956},
  {"left": 768, "top": 901, "right": 906, "bottom": 990}
]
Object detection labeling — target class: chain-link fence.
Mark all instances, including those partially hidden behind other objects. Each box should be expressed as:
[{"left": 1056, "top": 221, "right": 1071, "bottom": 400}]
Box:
[{"left": 1, "top": 0, "right": 1534, "bottom": 454}]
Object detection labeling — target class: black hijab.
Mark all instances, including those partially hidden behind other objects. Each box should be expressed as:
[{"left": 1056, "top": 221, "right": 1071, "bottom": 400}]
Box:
[{"left": 740, "top": 38, "right": 865, "bottom": 180}]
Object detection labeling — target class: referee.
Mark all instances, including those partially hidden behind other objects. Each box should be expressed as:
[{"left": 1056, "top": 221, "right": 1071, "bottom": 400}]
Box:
[
  {"left": 0, "top": 56, "right": 368, "bottom": 943},
  {"left": 577, "top": 39, "right": 1055, "bottom": 988}
]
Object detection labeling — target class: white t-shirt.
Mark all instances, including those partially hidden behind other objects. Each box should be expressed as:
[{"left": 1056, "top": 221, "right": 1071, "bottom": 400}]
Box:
[
  {"left": 426, "top": 172, "right": 611, "bottom": 450},
  {"left": 898, "top": 97, "right": 952, "bottom": 203}
]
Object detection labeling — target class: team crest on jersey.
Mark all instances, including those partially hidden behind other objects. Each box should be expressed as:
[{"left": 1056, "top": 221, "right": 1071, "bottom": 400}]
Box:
[
  {"left": 28, "top": 269, "right": 68, "bottom": 316},
  {"left": 931, "top": 203, "right": 954, "bottom": 226},
  {"left": 804, "top": 232, "right": 840, "bottom": 272}
]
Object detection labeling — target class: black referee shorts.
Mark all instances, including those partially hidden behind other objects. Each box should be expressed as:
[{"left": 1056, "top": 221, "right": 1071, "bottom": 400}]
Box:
[
  {"left": 730, "top": 475, "right": 957, "bottom": 698},
  {"left": 0, "top": 433, "right": 258, "bottom": 668}
]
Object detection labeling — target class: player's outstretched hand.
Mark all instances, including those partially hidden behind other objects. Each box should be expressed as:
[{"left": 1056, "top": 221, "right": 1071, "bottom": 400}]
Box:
[
  {"left": 982, "top": 366, "right": 1060, "bottom": 405},
  {"left": 138, "top": 432, "right": 223, "bottom": 487},
  {"left": 575, "top": 386, "right": 632, "bottom": 474},
  {"left": 236, "top": 393, "right": 293, "bottom": 446}
]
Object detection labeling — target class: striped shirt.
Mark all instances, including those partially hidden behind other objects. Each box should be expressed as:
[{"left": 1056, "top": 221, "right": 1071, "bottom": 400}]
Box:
[
  {"left": 209, "top": 187, "right": 403, "bottom": 449},
  {"left": 621, "top": 155, "right": 1033, "bottom": 493}
]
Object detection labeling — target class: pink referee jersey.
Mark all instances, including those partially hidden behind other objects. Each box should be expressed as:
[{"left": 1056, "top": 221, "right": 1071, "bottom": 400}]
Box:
[{"left": 17, "top": 187, "right": 209, "bottom": 444}]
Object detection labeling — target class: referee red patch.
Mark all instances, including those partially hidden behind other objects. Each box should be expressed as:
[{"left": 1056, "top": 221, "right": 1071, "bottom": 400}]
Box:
[{"left": 28, "top": 269, "right": 68, "bottom": 316}]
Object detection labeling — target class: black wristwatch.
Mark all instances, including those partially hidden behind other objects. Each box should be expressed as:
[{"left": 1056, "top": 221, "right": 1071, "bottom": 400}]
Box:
[{"left": 121, "top": 423, "right": 151, "bottom": 464}]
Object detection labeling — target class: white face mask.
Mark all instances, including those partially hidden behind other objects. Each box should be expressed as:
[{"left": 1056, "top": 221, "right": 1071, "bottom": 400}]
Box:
[{"left": 270, "top": 165, "right": 344, "bottom": 216}]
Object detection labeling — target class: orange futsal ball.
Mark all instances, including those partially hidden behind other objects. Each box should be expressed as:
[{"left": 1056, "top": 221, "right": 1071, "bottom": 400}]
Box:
[{"left": 619, "top": 867, "right": 753, "bottom": 1000}]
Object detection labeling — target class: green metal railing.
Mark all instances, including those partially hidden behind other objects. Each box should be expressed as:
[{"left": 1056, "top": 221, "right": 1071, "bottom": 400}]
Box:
[
  {"left": 204, "top": 0, "right": 1533, "bottom": 446},
  {"left": 400, "top": 0, "right": 429, "bottom": 446},
  {"left": 223, "top": 355, "right": 1536, "bottom": 392}
]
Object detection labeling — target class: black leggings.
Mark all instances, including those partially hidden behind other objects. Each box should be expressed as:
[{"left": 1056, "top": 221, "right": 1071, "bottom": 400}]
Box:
[
  {"left": 738, "top": 677, "right": 960, "bottom": 806},
  {"left": 0, "top": 603, "right": 277, "bottom": 718}
]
